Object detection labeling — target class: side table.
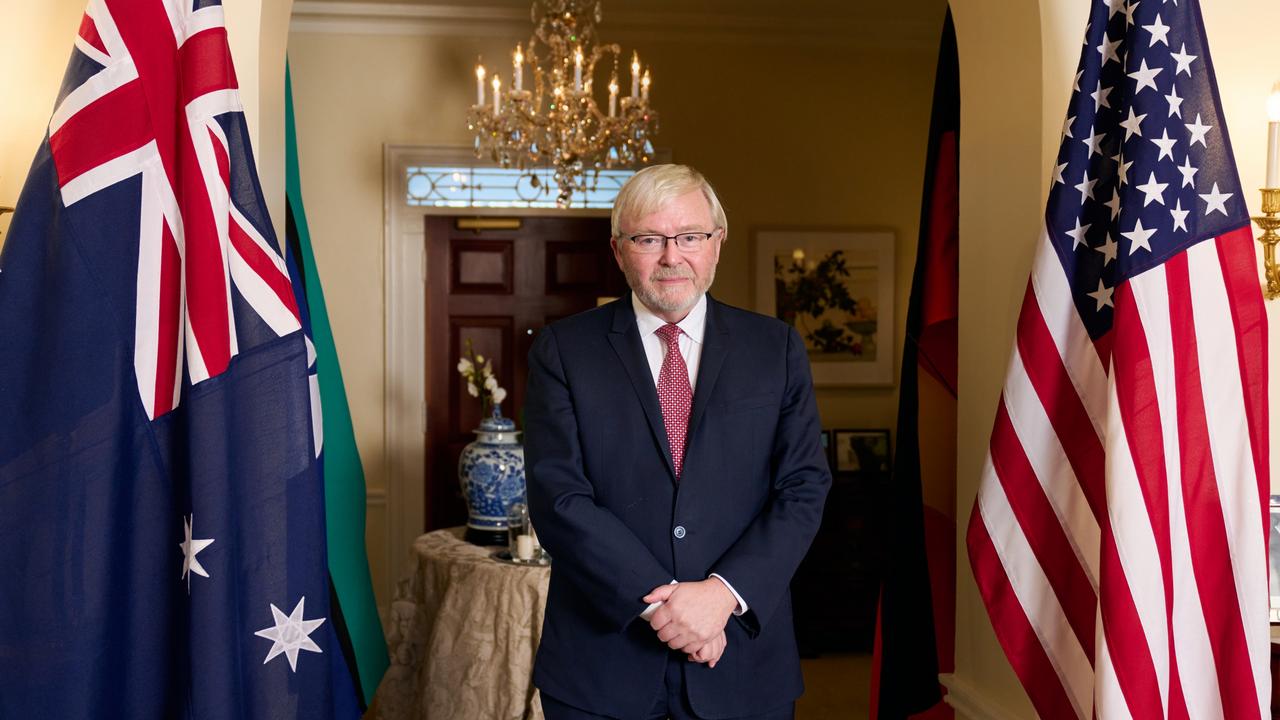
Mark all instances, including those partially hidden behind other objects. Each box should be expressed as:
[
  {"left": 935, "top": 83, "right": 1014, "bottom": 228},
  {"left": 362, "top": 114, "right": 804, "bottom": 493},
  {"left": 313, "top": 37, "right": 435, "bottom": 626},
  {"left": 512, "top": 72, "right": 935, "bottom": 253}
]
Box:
[{"left": 373, "top": 527, "right": 551, "bottom": 720}]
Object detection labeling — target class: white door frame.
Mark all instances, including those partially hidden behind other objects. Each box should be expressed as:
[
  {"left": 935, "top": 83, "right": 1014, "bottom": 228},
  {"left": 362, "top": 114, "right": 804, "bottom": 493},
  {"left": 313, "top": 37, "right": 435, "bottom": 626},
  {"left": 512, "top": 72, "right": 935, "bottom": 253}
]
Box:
[{"left": 379, "top": 144, "right": 609, "bottom": 606}]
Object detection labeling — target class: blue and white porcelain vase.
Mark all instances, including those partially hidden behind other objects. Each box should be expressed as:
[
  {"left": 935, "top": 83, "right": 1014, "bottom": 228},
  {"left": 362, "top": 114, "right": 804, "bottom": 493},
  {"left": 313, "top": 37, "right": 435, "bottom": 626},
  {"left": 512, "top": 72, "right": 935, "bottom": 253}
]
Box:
[{"left": 458, "top": 406, "right": 526, "bottom": 545}]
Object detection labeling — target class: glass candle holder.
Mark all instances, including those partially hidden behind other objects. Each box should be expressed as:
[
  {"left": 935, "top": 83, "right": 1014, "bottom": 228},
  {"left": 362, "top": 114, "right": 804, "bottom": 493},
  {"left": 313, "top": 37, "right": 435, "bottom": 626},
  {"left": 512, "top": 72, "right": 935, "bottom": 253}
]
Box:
[{"left": 507, "top": 502, "right": 534, "bottom": 561}]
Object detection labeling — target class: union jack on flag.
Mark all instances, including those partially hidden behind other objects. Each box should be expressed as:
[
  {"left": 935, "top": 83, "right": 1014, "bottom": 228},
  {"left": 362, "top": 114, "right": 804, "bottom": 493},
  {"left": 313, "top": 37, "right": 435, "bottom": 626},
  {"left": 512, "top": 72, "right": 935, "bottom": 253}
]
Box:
[
  {"left": 0, "top": 1, "right": 360, "bottom": 717},
  {"left": 967, "top": 0, "right": 1270, "bottom": 718},
  {"left": 52, "top": 0, "right": 301, "bottom": 419}
]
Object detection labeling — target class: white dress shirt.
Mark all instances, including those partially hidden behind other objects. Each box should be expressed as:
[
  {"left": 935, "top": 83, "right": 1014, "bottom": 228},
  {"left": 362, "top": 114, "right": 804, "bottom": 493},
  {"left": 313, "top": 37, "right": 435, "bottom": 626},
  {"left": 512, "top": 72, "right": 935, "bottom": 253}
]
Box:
[{"left": 631, "top": 293, "right": 748, "bottom": 620}]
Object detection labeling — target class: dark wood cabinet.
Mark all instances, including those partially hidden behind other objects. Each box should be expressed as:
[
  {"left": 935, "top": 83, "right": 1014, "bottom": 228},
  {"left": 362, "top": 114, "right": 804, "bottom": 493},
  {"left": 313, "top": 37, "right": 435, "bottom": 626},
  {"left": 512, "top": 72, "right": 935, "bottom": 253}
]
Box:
[{"left": 792, "top": 470, "right": 886, "bottom": 655}]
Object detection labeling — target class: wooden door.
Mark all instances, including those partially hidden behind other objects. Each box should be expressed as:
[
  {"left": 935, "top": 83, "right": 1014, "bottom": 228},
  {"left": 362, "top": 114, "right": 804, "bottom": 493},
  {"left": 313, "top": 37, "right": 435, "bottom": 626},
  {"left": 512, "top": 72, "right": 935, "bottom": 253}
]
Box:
[{"left": 424, "top": 216, "right": 627, "bottom": 532}]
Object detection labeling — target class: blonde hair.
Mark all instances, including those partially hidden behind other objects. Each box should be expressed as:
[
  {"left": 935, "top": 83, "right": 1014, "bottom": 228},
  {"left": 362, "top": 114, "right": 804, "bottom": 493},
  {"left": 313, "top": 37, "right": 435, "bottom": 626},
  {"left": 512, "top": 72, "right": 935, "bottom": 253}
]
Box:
[{"left": 611, "top": 164, "right": 727, "bottom": 239}]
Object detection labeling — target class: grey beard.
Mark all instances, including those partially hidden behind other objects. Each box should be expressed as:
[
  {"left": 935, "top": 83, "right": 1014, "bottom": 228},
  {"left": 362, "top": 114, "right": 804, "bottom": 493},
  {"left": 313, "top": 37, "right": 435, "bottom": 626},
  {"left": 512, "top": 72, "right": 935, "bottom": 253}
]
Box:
[{"left": 626, "top": 266, "right": 715, "bottom": 315}]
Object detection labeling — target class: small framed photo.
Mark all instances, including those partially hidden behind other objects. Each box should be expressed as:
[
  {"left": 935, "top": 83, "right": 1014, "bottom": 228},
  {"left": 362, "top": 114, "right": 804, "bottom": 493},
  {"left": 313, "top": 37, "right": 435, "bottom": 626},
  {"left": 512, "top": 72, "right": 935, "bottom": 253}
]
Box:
[{"left": 832, "top": 429, "right": 891, "bottom": 475}]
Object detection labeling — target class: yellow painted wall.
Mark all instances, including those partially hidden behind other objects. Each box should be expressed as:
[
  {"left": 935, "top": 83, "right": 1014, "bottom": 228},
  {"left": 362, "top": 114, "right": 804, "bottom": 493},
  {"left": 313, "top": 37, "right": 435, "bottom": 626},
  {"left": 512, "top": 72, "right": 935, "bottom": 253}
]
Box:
[
  {"left": 0, "top": 1, "right": 83, "bottom": 240},
  {"left": 286, "top": 15, "right": 950, "bottom": 608},
  {"left": 0, "top": 0, "right": 290, "bottom": 242}
]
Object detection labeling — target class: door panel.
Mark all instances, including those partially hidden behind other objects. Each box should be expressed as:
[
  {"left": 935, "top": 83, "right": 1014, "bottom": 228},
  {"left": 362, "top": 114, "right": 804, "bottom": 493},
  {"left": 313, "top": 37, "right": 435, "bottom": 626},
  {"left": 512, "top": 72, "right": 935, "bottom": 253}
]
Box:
[
  {"left": 451, "top": 239, "right": 514, "bottom": 294},
  {"left": 425, "top": 215, "right": 623, "bottom": 532}
]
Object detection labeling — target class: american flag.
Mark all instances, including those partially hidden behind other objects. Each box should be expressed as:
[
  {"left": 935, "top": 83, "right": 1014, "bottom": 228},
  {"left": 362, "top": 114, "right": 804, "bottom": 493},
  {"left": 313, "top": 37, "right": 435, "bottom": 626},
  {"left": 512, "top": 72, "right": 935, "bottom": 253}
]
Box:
[{"left": 966, "top": 0, "right": 1270, "bottom": 718}]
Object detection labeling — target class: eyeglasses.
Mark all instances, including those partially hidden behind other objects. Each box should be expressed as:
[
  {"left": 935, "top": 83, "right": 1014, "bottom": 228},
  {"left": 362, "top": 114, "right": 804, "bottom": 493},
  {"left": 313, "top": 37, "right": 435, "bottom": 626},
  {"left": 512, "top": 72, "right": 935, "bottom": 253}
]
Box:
[{"left": 622, "top": 229, "right": 720, "bottom": 254}]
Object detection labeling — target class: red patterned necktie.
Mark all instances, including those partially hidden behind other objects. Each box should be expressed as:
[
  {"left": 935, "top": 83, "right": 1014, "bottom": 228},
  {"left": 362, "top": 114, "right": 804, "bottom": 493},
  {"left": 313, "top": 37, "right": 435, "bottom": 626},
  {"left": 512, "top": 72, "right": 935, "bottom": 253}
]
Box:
[{"left": 655, "top": 324, "right": 693, "bottom": 479}]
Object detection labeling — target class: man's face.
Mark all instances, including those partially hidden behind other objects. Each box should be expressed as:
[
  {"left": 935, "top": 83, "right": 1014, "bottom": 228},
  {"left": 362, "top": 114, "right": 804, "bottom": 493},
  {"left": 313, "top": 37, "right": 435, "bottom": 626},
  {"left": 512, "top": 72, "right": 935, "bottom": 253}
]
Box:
[{"left": 611, "top": 189, "right": 723, "bottom": 322}]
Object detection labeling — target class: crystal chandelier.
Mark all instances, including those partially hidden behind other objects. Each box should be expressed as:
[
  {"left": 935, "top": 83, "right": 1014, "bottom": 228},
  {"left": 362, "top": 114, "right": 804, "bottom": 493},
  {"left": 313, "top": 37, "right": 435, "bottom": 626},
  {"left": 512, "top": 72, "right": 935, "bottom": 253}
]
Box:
[{"left": 466, "top": 0, "right": 658, "bottom": 208}]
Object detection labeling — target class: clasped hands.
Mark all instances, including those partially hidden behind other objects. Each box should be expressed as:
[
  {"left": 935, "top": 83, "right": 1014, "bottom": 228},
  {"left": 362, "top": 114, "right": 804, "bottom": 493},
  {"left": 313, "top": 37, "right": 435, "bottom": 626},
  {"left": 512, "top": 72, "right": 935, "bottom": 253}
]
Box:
[{"left": 642, "top": 579, "right": 738, "bottom": 668}]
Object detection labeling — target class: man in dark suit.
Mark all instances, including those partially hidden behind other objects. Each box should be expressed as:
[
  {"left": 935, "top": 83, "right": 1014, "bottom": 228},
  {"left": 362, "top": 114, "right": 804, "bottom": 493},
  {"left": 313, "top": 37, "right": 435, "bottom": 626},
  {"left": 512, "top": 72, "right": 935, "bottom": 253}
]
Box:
[{"left": 524, "top": 164, "right": 830, "bottom": 720}]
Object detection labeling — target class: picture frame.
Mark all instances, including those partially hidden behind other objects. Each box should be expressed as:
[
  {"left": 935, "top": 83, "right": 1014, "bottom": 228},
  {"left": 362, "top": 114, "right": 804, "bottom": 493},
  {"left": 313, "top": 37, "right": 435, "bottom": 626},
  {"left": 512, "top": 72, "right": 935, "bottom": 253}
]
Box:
[
  {"left": 832, "top": 429, "right": 891, "bottom": 476},
  {"left": 754, "top": 229, "right": 895, "bottom": 386}
]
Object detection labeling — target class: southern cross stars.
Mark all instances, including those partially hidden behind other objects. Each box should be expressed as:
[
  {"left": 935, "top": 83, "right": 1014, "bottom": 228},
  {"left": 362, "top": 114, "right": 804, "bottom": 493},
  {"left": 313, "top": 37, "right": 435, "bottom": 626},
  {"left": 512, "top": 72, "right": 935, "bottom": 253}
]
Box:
[
  {"left": 255, "top": 596, "right": 326, "bottom": 672},
  {"left": 180, "top": 514, "right": 214, "bottom": 592}
]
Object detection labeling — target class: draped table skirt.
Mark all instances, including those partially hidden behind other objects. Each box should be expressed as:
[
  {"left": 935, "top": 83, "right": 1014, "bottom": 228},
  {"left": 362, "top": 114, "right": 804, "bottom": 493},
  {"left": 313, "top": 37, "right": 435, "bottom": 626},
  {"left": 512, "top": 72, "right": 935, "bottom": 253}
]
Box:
[{"left": 374, "top": 527, "right": 550, "bottom": 720}]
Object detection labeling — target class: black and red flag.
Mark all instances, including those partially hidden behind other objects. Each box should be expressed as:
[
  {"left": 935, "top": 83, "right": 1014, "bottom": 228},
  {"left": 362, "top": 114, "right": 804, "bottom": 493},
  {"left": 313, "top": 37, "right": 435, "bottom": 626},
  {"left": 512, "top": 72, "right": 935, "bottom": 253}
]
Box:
[{"left": 870, "top": 7, "right": 958, "bottom": 719}]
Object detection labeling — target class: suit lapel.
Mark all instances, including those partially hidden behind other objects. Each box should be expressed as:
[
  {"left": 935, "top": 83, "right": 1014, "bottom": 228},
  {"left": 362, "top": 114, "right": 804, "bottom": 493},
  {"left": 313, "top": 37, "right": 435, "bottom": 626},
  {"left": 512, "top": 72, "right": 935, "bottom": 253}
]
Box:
[
  {"left": 606, "top": 296, "right": 678, "bottom": 481},
  {"left": 688, "top": 294, "right": 729, "bottom": 440}
]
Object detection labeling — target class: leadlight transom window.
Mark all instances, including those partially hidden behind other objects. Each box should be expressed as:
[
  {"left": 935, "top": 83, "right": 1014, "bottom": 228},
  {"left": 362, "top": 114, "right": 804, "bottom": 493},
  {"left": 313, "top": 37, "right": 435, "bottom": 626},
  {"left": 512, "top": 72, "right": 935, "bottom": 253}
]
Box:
[{"left": 405, "top": 166, "right": 635, "bottom": 209}]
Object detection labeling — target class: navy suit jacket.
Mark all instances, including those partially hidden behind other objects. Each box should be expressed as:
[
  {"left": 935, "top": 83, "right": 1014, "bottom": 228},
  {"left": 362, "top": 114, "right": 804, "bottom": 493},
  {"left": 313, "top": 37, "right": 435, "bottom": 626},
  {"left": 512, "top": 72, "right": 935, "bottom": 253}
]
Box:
[{"left": 524, "top": 294, "right": 831, "bottom": 720}]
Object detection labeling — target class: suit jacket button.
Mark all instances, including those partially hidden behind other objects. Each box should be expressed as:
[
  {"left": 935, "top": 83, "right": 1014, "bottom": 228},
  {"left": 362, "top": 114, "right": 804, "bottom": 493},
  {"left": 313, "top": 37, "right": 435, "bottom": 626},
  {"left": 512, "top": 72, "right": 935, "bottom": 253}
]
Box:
[{"left": 673, "top": 525, "right": 686, "bottom": 539}]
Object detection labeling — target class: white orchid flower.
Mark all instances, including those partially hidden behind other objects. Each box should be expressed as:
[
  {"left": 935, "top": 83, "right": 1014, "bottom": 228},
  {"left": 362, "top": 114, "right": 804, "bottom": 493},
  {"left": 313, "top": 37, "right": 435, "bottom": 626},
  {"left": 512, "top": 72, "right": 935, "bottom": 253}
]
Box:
[
  {"left": 484, "top": 375, "right": 498, "bottom": 392},
  {"left": 475, "top": 354, "right": 485, "bottom": 364},
  {"left": 457, "top": 358, "right": 473, "bottom": 374},
  {"left": 491, "top": 387, "right": 507, "bottom": 405},
  {"left": 467, "top": 382, "right": 479, "bottom": 397}
]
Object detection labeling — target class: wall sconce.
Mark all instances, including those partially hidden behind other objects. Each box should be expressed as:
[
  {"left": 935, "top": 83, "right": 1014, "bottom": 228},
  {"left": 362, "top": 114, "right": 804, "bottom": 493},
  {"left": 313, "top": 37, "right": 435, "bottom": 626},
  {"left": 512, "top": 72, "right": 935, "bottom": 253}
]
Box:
[{"left": 1254, "top": 83, "right": 1280, "bottom": 300}]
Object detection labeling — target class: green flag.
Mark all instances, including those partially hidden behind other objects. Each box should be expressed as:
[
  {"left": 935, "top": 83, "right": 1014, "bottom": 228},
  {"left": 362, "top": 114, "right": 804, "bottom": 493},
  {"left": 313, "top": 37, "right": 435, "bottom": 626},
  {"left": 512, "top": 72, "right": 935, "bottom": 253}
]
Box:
[{"left": 285, "top": 62, "right": 388, "bottom": 707}]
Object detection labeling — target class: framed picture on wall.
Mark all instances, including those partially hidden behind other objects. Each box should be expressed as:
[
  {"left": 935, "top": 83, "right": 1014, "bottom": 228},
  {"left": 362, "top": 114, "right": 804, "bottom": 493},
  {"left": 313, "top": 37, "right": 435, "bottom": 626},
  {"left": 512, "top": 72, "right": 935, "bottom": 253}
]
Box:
[
  {"left": 753, "top": 229, "right": 895, "bottom": 386},
  {"left": 832, "top": 429, "right": 891, "bottom": 476}
]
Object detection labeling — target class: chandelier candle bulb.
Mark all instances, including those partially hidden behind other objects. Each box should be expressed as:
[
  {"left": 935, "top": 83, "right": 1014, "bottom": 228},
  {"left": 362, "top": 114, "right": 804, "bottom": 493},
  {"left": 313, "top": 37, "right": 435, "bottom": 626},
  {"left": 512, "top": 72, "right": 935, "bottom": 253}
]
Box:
[
  {"left": 1267, "top": 84, "right": 1280, "bottom": 187},
  {"left": 466, "top": 0, "right": 659, "bottom": 207},
  {"left": 573, "top": 47, "right": 583, "bottom": 93},
  {"left": 631, "top": 52, "right": 640, "bottom": 98},
  {"left": 513, "top": 45, "right": 524, "bottom": 92}
]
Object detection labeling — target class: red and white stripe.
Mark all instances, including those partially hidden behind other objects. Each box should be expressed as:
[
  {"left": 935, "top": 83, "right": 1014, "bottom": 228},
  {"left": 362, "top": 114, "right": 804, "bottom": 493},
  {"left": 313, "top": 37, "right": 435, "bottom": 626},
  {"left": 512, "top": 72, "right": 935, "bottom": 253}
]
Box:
[
  {"left": 48, "top": 0, "right": 299, "bottom": 420},
  {"left": 968, "top": 224, "right": 1269, "bottom": 719}
]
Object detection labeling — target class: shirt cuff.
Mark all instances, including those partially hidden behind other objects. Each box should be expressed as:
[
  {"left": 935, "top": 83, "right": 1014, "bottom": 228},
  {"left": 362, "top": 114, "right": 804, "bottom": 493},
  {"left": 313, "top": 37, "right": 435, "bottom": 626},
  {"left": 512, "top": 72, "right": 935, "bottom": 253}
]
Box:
[
  {"left": 639, "top": 579, "right": 678, "bottom": 621},
  {"left": 709, "top": 573, "right": 748, "bottom": 616}
]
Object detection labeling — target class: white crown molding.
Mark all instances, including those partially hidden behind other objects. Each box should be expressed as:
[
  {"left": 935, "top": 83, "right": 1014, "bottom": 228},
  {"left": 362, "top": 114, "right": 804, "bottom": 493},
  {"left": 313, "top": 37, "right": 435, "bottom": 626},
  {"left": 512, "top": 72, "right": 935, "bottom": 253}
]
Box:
[
  {"left": 291, "top": 1, "right": 529, "bottom": 37},
  {"left": 940, "top": 674, "right": 1029, "bottom": 720},
  {"left": 290, "top": 1, "right": 937, "bottom": 50}
]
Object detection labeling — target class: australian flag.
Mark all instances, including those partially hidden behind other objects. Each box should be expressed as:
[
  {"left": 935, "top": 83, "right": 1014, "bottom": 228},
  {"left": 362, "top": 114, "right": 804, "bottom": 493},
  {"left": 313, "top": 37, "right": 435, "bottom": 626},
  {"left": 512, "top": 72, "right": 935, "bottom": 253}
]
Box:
[{"left": 0, "top": 1, "right": 361, "bottom": 717}]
